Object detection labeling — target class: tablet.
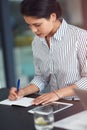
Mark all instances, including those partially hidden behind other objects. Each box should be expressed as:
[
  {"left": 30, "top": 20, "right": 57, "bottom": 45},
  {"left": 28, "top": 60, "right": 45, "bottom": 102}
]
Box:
[{"left": 28, "top": 101, "right": 73, "bottom": 114}]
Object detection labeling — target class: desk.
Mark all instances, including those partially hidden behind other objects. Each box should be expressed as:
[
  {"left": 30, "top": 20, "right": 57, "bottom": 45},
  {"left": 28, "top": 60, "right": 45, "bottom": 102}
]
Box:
[{"left": 0, "top": 88, "right": 84, "bottom": 130}]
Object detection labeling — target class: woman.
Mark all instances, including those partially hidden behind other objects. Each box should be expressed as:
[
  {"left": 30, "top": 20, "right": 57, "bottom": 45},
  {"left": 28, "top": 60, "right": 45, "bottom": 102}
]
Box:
[{"left": 8, "top": 0, "right": 87, "bottom": 105}]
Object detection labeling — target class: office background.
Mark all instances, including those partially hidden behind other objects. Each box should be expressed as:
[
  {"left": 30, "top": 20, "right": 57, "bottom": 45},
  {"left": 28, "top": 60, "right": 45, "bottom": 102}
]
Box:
[{"left": 0, "top": 0, "right": 87, "bottom": 89}]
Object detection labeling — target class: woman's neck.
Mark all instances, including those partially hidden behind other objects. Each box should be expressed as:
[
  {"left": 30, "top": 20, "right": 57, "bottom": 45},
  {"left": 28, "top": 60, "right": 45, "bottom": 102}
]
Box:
[
  {"left": 46, "top": 20, "right": 61, "bottom": 38},
  {"left": 45, "top": 20, "right": 61, "bottom": 48}
]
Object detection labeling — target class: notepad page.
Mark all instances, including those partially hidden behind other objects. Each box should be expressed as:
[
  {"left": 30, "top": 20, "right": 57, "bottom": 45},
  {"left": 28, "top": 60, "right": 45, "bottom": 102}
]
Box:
[{"left": 0, "top": 97, "right": 34, "bottom": 107}]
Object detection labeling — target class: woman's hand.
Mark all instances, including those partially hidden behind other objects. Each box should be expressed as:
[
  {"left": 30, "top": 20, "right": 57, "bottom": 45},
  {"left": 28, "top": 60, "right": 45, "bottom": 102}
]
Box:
[
  {"left": 32, "top": 91, "right": 59, "bottom": 105},
  {"left": 8, "top": 87, "right": 24, "bottom": 100}
]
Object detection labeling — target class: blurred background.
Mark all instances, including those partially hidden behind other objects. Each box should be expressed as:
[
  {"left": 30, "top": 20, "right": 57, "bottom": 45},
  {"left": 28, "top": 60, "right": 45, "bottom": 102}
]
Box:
[{"left": 0, "top": 0, "right": 87, "bottom": 89}]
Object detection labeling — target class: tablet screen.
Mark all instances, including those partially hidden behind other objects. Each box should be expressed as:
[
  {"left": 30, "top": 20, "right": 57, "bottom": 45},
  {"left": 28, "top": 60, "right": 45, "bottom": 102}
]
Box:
[
  {"left": 45, "top": 102, "right": 73, "bottom": 113},
  {"left": 28, "top": 102, "right": 73, "bottom": 114}
]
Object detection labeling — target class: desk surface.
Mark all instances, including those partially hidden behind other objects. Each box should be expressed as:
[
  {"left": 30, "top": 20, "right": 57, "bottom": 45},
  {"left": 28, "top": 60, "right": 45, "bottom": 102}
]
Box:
[{"left": 0, "top": 88, "right": 84, "bottom": 130}]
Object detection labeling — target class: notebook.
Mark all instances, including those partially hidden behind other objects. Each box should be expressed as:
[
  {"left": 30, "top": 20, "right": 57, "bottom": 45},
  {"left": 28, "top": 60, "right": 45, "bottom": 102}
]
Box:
[
  {"left": 0, "top": 97, "right": 34, "bottom": 107},
  {"left": 74, "top": 88, "right": 87, "bottom": 109}
]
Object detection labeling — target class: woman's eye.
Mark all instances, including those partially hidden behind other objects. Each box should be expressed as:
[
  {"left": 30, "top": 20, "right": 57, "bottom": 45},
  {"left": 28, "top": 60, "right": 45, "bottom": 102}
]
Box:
[{"left": 35, "top": 24, "right": 41, "bottom": 27}]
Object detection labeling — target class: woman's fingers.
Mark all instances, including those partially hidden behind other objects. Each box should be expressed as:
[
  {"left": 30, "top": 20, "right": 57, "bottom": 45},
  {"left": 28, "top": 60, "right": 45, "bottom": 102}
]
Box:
[
  {"left": 8, "top": 87, "right": 25, "bottom": 100},
  {"left": 32, "top": 92, "right": 58, "bottom": 105},
  {"left": 8, "top": 94, "right": 17, "bottom": 100},
  {"left": 8, "top": 87, "right": 18, "bottom": 100},
  {"left": 32, "top": 94, "right": 46, "bottom": 105}
]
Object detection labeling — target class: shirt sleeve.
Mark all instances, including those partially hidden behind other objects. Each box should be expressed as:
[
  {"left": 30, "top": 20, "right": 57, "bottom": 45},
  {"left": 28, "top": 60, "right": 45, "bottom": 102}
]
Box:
[
  {"left": 30, "top": 75, "right": 47, "bottom": 91},
  {"left": 74, "top": 31, "right": 87, "bottom": 89}
]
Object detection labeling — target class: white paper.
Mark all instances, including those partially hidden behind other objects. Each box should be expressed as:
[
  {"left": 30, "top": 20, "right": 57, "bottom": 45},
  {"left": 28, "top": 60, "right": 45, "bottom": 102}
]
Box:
[
  {"left": 54, "top": 110, "right": 87, "bottom": 130},
  {"left": 0, "top": 97, "right": 34, "bottom": 107}
]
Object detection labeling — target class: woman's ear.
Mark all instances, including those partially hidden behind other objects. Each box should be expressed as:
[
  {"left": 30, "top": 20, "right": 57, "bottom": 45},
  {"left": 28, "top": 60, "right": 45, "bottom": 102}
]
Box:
[{"left": 50, "top": 13, "right": 57, "bottom": 22}]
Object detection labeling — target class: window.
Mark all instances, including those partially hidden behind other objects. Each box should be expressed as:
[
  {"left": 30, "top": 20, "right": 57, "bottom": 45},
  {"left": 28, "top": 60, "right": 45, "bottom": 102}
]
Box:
[
  {"left": 9, "top": 0, "right": 35, "bottom": 87},
  {"left": 0, "top": 33, "right": 6, "bottom": 88}
]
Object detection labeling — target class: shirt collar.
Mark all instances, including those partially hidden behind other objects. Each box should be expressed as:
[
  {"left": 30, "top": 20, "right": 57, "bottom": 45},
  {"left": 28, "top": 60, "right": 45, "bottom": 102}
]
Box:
[
  {"left": 53, "top": 18, "right": 68, "bottom": 40},
  {"left": 38, "top": 18, "right": 68, "bottom": 42}
]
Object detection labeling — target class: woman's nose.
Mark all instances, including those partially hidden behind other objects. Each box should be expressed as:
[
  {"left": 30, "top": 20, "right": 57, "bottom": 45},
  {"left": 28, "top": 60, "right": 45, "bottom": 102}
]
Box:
[{"left": 30, "top": 26, "right": 38, "bottom": 33}]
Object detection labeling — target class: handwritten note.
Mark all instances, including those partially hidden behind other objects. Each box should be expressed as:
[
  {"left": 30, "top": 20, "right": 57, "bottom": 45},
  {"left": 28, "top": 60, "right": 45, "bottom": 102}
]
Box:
[{"left": 0, "top": 97, "right": 34, "bottom": 107}]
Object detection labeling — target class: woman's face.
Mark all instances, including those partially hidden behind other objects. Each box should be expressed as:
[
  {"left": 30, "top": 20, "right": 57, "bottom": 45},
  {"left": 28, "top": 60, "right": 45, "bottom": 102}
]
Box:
[{"left": 23, "top": 14, "right": 57, "bottom": 38}]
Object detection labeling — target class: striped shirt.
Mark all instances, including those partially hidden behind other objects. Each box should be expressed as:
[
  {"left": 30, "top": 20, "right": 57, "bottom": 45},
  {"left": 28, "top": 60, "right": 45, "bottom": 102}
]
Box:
[{"left": 30, "top": 19, "right": 87, "bottom": 99}]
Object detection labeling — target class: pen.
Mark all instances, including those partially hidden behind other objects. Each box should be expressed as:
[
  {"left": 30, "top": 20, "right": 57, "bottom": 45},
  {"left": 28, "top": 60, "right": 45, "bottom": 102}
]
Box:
[{"left": 17, "top": 79, "right": 20, "bottom": 92}]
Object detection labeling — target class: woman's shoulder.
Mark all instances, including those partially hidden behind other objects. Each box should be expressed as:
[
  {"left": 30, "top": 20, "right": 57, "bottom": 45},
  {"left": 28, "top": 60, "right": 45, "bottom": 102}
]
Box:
[{"left": 68, "top": 23, "right": 87, "bottom": 35}]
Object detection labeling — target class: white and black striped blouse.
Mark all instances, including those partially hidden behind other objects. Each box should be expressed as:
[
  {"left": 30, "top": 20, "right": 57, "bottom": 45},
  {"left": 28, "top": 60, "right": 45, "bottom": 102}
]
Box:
[{"left": 30, "top": 19, "right": 87, "bottom": 99}]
